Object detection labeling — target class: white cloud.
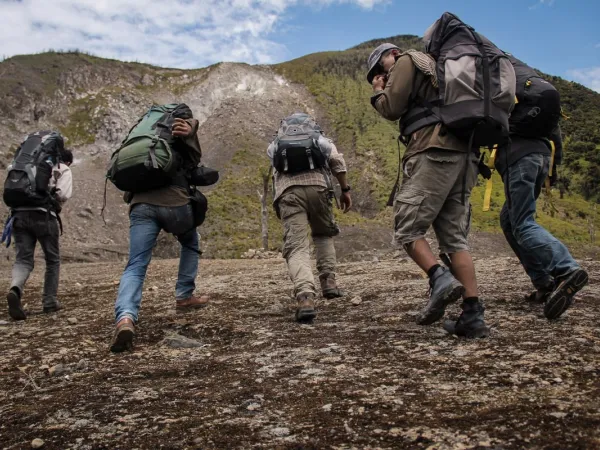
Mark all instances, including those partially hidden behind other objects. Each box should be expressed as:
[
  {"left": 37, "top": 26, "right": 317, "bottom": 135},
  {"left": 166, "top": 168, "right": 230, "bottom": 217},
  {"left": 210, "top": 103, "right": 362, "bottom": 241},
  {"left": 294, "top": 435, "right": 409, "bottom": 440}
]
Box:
[
  {"left": 0, "top": 0, "right": 387, "bottom": 68},
  {"left": 529, "top": 0, "right": 555, "bottom": 10},
  {"left": 567, "top": 67, "right": 600, "bottom": 92}
]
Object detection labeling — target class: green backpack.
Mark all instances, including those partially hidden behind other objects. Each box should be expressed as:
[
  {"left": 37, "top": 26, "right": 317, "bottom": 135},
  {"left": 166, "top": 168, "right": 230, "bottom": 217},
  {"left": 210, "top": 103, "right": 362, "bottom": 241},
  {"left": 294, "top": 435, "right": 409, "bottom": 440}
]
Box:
[{"left": 107, "top": 103, "right": 195, "bottom": 193}]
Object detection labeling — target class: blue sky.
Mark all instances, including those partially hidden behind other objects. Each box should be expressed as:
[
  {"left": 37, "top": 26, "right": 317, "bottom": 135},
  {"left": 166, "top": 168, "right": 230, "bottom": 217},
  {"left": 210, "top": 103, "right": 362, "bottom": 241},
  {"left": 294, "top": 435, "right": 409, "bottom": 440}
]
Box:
[{"left": 1, "top": 0, "right": 599, "bottom": 91}]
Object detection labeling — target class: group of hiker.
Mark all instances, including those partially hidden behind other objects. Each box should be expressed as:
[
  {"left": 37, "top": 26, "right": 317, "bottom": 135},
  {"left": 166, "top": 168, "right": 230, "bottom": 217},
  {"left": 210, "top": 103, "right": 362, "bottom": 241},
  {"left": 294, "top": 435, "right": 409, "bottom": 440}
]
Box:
[{"left": 2, "top": 12, "right": 589, "bottom": 352}]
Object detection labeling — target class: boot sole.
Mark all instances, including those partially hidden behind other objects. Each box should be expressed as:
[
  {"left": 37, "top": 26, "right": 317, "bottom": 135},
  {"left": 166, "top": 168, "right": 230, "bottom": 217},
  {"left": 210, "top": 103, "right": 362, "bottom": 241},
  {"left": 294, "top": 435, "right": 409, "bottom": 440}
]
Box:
[
  {"left": 176, "top": 303, "right": 208, "bottom": 312},
  {"left": 416, "top": 284, "right": 465, "bottom": 326},
  {"left": 110, "top": 328, "right": 134, "bottom": 353},
  {"left": 296, "top": 308, "right": 316, "bottom": 323},
  {"left": 544, "top": 269, "right": 589, "bottom": 320},
  {"left": 322, "top": 289, "right": 344, "bottom": 299},
  {"left": 443, "top": 320, "right": 490, "bottom": 339},
  {"left": 7, "top": 291, "right": 26, "bottom": 321}
]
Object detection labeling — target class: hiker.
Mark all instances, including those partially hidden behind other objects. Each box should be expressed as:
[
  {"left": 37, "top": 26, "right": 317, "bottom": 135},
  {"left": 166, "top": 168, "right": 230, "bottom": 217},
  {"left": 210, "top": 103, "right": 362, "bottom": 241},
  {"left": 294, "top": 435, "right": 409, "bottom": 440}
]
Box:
[
  {"left": 267, "top": 113, "right": 352, "bottom": 322},
  {"left": 109, "top": 104, "right": 214, "bottom": 353},
  {"left": 366, "top": 14, "right": 516, "bottom": 338},
  {"left": 3, "top": 132, "right": 73, "bottom": 320},
  {"left": 497, "top": 54, "right": 588, "bottom": 319}
]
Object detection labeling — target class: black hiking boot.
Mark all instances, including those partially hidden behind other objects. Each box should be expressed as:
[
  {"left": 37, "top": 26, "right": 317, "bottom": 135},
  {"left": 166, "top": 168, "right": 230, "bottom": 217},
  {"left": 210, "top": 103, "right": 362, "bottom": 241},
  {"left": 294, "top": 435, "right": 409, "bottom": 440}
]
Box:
[
  {"left": 526, "top": 282, "right": 555, "bottom": 304},
  {"left": 544, "top": 268, "right": 589, "bottom": 320},
  {"left": 416, "top": 266, "right": 464, "bottom": 325},
  {"left": 295, "top": 293, "right": 317, "bottom": 323},
  {"left": 443, "top": 300, "right": 490, "bottom": 339},
  {"left": 7, "top": 287, "right": 26, "bottom": 321},
  {"left": 43, "top": 301, "right": 63, "bottom": 314}
]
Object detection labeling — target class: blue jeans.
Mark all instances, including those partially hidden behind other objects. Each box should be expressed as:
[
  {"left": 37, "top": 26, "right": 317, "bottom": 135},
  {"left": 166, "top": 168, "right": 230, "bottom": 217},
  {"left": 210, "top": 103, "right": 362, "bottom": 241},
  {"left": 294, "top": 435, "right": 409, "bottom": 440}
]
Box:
[
  {"left": 114, "top": 203, "right": 199, "bottom": 323},
  {"left": 500, "top": 153, "right": 579, "bottom": 289}
]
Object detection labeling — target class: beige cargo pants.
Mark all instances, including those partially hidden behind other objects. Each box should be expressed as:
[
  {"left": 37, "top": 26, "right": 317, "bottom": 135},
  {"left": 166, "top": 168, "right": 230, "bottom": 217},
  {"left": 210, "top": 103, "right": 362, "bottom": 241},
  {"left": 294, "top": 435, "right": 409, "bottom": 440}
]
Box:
[{"left": 277, "top": 186, "right": 340, "bottom": 297}]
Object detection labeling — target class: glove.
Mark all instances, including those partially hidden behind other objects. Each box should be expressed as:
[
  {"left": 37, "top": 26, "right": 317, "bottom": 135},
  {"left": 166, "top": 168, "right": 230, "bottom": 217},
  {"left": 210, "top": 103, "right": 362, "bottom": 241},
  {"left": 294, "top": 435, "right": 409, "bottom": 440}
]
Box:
[{"left": 1, "top": 216, "right": 14, "bottom": 248}]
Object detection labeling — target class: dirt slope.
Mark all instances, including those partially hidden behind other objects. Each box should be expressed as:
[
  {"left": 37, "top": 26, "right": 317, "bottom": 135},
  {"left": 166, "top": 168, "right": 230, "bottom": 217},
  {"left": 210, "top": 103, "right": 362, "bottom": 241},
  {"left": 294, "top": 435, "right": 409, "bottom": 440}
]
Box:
[{"left": 0, "top": 256, "right": 598, "bottom": 449}]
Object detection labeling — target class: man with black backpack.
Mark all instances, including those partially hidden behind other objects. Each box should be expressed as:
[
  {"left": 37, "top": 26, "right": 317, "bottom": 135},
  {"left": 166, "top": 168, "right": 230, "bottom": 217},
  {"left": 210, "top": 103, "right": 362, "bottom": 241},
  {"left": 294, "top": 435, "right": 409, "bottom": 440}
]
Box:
[
  {"left": 496, "top": 54, "right": 588, "bottom": 320},
  {"left": 366, "top": 13, "right": 516, "bottom": 338},
  {"left": 267, "top": 113, "right": 352, "bottom": 322},
  {"left": 109, "top": 106, "right": 210, "bottom": 353},
  {"left": 3, "top": 132, "right": 73, "bottom": 320}
]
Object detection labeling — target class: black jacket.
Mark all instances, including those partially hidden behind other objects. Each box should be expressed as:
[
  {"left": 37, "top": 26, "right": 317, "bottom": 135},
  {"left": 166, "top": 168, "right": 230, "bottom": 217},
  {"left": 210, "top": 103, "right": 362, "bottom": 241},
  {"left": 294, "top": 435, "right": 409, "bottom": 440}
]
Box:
[{"left": 495, "top": 125, "right": 563, "bottom": 176}]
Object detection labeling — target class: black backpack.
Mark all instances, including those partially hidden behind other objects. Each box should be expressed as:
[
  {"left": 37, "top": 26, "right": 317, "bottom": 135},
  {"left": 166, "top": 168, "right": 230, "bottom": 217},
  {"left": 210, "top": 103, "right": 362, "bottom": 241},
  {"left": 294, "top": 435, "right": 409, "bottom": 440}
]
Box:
[
  {"left": 403, "top": 12, "right": 516, "bottom": 147},
  {"left": 505, "top": 53, "right": 561, "bottom": 139},
  {"left": 272, "top": 113, "right": 328, "bottom": 174},
  {"left": 3, "top": 131, "right": 64, "bottom": 210}
]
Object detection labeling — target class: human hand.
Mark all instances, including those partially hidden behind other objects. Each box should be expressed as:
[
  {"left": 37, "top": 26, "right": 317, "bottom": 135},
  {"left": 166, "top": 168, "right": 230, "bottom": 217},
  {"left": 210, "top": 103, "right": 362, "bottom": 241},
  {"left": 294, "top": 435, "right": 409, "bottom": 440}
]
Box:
[
  {"left": 340, "top": 192, "right": 352, "bottom": 213},
  {"left": 372, "top": 74, "right": 387, "bottom": 91},
  {"left": 172, "top": 118, "right": 193, "bottom": 137}
]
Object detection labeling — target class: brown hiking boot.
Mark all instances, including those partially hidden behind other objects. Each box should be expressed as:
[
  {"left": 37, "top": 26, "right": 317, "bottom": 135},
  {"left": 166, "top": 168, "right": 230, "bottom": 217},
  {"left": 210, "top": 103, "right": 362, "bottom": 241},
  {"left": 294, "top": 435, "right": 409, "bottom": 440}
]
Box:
[
  {"left": 176, "top": 295, "right": 209, "bottom": 312},
  {"left": 110, "top": 317, "right": 135, "bottom": 353},
  {"left": 319, "top": 274, "right": 345, "bottom": 299},
  {"left": 295, "top": 292, "right": 316, "bottom": 323}
]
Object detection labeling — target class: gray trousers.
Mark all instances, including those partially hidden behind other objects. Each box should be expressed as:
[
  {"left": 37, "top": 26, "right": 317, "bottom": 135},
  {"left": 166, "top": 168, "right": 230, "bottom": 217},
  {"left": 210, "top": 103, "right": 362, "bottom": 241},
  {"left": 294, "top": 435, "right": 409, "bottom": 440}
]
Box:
[{"left": 10, "top": 211, "right": 61, "bottom": 306}]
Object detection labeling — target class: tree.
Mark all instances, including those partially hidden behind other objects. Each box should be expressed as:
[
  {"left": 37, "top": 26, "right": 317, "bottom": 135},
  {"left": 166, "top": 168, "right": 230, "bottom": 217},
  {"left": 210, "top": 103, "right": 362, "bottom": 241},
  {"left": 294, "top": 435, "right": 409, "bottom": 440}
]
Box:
[{"left": 258, "top": 166, "right": 273, "bottom": 250}]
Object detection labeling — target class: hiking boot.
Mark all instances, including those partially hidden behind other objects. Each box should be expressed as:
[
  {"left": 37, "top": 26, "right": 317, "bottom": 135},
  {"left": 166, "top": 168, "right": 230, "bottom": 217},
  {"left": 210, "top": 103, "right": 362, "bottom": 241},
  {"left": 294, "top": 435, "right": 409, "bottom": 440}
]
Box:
[
  {"left": 416, "top": 266, "right": 464, "bottom": 325},
  {"left": 7, "top": 287, "right": 26, "bottom": 321},
  {"left": 319, "top": 273, "right": 345, "bottom": 299},
  {"left": 295, "top": 292, "right": 317, "bottom": 323},
  {"left": 443, "top": 300, "right": 490, "bottom": 339},
  {"left": 544, "top": 268, "right": 589, "bottom": 320},
  {"left": 110, "top": 317, "right": 135, "bottom": 353},
  {"left": 176, "top": 295, "right": 209, "bottom": 312},
  {"left": 43, "top": 301, "right": 62, "bottom": 314}
]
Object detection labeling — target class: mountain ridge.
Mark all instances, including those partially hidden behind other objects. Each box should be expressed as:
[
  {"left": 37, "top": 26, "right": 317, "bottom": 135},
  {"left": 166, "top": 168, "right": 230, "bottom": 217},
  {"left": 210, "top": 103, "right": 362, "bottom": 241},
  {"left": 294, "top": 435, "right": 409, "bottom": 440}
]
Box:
[{"left": 0, "top": 36, "right": 599, "bottom": 260}]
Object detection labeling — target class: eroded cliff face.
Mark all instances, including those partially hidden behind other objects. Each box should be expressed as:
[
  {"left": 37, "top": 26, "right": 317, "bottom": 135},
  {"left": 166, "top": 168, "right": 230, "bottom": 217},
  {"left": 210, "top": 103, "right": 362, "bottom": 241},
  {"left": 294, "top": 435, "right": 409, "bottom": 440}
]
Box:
[{"left": 0, "top": 54, "right": 325, "bottom": 260}]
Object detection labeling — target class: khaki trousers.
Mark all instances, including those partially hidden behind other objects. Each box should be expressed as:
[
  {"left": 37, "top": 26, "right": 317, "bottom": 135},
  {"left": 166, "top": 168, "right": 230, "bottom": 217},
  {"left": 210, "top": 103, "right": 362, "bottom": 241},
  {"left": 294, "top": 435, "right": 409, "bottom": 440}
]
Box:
[{"left": 277, "top": 186, "right": 340, "bottom": 297}]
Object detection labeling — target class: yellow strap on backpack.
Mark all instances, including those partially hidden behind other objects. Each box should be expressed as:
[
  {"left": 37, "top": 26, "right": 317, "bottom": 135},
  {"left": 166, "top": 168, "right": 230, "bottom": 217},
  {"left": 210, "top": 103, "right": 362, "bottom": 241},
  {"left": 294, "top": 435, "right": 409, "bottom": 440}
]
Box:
[{"left": 482, "top": 146, "right": 498, "bottom": 212}]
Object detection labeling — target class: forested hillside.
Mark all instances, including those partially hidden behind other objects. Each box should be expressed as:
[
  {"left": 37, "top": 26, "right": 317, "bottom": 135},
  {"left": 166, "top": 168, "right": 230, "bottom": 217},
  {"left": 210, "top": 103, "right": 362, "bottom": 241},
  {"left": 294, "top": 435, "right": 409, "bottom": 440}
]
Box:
[{"left": 276, "top": 35, "right": 600, "bottom": 248}]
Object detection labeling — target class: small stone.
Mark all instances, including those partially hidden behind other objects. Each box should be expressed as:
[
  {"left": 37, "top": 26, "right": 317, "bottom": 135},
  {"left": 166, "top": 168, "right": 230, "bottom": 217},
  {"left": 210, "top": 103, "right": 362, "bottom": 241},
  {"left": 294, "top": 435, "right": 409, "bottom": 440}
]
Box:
[
  {"left": 246, "top": 402, "right": 261, "bottom": 411},
  {"left": 75, "top": 283, "right": 83, "bottom": 288},
  {"left": 113, "top": 280, "right": 120, "bottom": 286},
  {"left": 0, "top": 320, "right": 9, "bottom": 326},
  {"left": 48, "top": 364, "right": 68, "bottom": 377},
  {"left": 67, "top": 317, "right": 78, "bottom": 325},
  {"left": 161, "top": 333, "right": 203, "bottom": 349},
  {"left": 150, "top": 286, "right": 158, "bottom": 292},
  {"left": 270, "top": 427, "right": 290, "bottom": 437},
  {"left": 549, "top": 412, "right": 567, "bottom": 419},
  {"left": 31, "top": 438, "right": 44, "bottom": 448},
  {"left": 350, "top": 296, "right": 362, "bottom": 306},
  {"left": 76, "top": 359, "right": 87, "bottom": 370},
  {"left": 322, "top": 403, "right": 332, "bottom": 411}
]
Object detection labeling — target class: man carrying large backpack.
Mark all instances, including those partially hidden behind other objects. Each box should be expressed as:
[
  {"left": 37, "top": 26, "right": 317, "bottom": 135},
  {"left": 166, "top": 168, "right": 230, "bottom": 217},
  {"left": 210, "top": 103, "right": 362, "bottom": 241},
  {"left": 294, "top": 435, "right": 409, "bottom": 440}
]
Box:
[
  {"left": 496, "top": 54, "right": 588, "bottom": 319},
  {"left": 3, "top": 132, "right": 73, "bottom": 320},
  {"left": 267, "top": 113, "right": 352, "bottom": 322},
  {"left": 367, "top": 13, "right": 516, "bottom": 338},
  {"left": 109, "top": 104, "right": 209, "bottom": 353}
]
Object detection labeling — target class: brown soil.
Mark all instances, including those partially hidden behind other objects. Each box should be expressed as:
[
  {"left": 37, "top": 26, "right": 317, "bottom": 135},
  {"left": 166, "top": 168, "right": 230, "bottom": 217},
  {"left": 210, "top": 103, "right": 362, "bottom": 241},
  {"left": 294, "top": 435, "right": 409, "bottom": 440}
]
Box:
[{"left": 0, "top": 257, "right": 599, "bottom": 449}]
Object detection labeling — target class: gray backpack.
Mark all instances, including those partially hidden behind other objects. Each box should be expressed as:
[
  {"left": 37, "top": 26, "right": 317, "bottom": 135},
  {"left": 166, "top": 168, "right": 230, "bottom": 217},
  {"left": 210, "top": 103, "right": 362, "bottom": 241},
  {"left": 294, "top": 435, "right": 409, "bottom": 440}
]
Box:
[
  {"left": 401, "top": 12, "right": 516, "bottom": 147},
  {"left": 272, "top": 113, "right": 329, "bottom": 174}
]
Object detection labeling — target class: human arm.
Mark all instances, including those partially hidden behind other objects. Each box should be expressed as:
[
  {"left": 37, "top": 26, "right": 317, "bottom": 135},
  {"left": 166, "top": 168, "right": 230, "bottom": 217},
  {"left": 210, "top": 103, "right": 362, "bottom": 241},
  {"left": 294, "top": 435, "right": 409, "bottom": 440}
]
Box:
[
  {"left": 321, "top": 138, "right": 352, "bottom": 213},
  {"left": 370, "top": 55, "right": 416, "bottom": 121},
  {"left": 52, "top": 165, "right": 73, "bottom": 203}
]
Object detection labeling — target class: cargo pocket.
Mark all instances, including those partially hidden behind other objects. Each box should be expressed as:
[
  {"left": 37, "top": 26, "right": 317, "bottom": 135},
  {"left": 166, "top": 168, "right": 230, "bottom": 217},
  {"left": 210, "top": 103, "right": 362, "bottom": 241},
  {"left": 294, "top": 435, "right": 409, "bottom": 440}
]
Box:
[{"left": 394, "top": 188, "right": 426, "bottom": 243}]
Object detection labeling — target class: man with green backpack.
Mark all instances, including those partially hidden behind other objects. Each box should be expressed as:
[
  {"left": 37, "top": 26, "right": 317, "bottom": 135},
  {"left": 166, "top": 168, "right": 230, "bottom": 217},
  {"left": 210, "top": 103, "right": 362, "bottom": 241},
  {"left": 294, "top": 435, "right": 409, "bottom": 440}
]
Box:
[{"left": 107, "top": 104, "right": 212, "bottom": 353}]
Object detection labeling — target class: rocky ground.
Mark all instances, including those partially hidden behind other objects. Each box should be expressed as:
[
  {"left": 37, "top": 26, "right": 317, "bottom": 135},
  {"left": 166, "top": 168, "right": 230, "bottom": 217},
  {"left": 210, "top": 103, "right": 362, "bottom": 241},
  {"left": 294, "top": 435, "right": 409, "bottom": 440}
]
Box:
[{"left": 0, "top": 255, "right": 598, "bottom": 449}]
